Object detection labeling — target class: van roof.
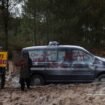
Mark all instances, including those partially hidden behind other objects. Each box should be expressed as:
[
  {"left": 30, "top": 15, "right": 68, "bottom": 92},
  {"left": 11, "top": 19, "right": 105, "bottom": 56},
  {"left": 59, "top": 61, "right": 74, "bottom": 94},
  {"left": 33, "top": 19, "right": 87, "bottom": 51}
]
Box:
[{"left": 22, "top": 45, "right": 89, "bottom": 53}]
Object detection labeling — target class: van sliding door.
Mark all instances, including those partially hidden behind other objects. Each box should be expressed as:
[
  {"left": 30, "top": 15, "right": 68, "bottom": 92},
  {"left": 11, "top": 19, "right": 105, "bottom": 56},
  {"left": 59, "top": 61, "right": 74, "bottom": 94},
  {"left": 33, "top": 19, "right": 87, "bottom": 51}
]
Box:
[
  {"left": 28, "top": 49, "right": 46, "bottom": 73},
  {"left": 44, "top": 48, "right": 61, "bottom": 82}
]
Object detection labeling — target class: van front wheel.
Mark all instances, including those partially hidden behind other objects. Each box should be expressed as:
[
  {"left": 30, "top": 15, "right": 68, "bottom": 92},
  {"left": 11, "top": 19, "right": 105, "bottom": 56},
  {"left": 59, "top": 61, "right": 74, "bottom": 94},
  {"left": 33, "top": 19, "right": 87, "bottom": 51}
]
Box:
[{"left": 32, "top": 75, "right": 45, "bottom": 86}]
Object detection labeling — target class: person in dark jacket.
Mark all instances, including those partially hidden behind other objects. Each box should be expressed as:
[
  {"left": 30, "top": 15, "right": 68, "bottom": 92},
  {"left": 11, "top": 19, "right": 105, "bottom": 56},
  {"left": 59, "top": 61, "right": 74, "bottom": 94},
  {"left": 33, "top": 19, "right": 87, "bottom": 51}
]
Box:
[{"left": 19, "top": 53, "right": 32, "bottom": 91}]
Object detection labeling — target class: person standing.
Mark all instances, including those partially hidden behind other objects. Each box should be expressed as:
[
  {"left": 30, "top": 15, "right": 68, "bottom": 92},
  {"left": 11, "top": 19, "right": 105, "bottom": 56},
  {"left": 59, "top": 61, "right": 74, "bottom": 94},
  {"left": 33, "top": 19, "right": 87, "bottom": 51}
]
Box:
[{"left": 19, "top": 53, "right": 32, "bottom": 91}]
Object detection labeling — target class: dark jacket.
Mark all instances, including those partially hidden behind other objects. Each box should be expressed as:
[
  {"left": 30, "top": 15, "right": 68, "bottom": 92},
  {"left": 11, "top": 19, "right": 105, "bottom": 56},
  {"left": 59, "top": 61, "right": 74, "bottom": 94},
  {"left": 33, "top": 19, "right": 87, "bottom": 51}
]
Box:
[{"left": 20, "top": 57, "right": 32, "bottom": 79}]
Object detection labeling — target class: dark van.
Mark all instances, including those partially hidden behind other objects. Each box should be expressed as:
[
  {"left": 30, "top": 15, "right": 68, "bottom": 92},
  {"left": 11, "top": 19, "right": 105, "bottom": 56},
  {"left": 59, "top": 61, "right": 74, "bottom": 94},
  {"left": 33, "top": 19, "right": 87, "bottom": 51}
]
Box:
[{"left": 21, "top": 41, "right": 105, "bottom": 85}]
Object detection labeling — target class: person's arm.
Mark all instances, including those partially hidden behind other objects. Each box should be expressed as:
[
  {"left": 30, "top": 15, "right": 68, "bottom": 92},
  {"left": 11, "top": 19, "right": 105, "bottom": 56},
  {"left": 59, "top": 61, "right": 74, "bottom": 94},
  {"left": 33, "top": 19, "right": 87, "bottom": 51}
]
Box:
[{"left": 15, "top": 58, "right": 26, "bottom": 66}]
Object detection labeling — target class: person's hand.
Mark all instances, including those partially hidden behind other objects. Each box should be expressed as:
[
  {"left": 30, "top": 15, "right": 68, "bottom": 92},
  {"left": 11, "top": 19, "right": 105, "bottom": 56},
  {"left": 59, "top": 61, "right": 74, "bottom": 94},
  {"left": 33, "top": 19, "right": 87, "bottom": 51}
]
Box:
[{"left": 15, "top": 58, "right": 26, "bottom": 66}]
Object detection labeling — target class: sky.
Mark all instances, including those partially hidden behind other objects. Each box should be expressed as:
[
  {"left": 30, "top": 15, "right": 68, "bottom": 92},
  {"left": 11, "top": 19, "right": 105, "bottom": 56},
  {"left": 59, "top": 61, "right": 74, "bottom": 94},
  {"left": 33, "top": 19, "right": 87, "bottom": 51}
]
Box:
[{"left": 9, "top": 0, "right": 24, "bottom": 17}]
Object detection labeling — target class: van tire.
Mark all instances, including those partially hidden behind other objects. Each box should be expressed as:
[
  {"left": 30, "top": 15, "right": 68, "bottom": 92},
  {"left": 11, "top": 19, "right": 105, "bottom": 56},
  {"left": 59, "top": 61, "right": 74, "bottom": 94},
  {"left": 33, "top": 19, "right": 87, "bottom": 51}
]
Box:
[
  {"left": 98, "top": 74, "right": 105, "bottom": 82},
  {"left": 31, "top": 75, "right": 45, "bottom": 86}
]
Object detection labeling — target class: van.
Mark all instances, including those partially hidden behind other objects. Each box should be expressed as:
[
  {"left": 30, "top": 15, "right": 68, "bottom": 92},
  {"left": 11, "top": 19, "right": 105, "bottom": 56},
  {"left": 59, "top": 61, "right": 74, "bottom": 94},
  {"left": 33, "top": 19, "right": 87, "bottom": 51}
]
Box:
[{"left": 21, "top": 41, "right": 105, "bottom": 85}]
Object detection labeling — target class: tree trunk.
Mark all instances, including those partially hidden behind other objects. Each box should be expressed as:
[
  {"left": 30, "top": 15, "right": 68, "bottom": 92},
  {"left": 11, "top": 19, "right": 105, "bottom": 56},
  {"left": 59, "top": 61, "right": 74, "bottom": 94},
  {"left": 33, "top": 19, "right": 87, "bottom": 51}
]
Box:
[{"left": 1, "top": 0, "right": 9, "bottom": 51}]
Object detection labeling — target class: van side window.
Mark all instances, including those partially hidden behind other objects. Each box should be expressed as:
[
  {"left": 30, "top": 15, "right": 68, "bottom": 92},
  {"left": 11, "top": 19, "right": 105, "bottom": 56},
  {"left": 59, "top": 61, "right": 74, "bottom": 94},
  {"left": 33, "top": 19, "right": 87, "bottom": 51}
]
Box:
[
  {"left": 28, "top": 50, "right": 45, "bottom": 66},
  {"left": 72, "top": 49, "right": 93, "bottom": 64},
  {"left": 46, "top": 50, "right": 57, "bottom": 62},
  {"left": 64, "top": 51, "right": 72, "bottom": 62},
  {"left": 45, "top": 50, "right": 58, "bottom": 68},
  {"left": 57, "top": 49, "right": 72, "bottom": 68},
  {"left": 58, "top": 51, "right": 65, "bottom": 61}
]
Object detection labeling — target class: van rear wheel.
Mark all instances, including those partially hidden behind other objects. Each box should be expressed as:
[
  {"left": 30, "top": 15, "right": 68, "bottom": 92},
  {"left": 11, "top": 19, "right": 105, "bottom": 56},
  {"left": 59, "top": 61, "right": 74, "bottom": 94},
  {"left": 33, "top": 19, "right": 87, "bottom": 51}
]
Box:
[
  {"left": 98, "top": 74, "right": 105, "bottom": 82},
  {"left": 32, "top": 75, "right": 44, "bottom": 86}
]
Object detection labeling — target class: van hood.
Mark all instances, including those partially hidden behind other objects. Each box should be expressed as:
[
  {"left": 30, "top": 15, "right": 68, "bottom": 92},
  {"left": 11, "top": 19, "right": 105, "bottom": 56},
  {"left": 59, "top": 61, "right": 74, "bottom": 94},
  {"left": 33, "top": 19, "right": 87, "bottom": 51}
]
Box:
[{"left": 95, "top": 56, "right": 105, "bottom": 62}]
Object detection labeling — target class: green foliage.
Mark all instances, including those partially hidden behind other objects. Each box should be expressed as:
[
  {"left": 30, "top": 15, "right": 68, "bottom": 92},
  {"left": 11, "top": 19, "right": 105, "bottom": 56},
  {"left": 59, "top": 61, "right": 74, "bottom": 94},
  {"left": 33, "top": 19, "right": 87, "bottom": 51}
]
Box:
[{"left": 1, "top": 0, "right": 105, "bottom": 51}]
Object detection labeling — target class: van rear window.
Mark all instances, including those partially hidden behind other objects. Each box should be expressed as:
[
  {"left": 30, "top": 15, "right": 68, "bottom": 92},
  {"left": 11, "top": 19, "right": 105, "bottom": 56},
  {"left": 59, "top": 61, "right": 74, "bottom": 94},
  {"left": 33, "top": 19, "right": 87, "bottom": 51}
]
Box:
[{"left": 29, "top": 50, "right": 46, "bottom": 66}]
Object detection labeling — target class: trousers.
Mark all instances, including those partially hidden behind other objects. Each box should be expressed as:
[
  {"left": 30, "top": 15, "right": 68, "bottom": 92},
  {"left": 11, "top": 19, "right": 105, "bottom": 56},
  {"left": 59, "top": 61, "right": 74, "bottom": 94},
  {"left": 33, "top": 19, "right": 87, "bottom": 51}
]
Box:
[{"left": 20, "top": 78, "right": 30, "bottom": 91}]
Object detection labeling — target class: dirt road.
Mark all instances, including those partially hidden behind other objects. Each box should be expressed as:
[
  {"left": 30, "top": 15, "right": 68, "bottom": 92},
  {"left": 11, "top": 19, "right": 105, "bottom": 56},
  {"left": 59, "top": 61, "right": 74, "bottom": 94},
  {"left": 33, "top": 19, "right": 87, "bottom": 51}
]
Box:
[{"left": 1, "top": 83, "right": 105, "bottom": 105}]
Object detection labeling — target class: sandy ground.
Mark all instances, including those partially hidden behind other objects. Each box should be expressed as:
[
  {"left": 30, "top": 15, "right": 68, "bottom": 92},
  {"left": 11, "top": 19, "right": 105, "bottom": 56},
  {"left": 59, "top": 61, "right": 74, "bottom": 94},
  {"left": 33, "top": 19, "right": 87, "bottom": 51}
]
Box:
[{"left": 0, "top": 62, "right": 105, "bottom": 105}]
